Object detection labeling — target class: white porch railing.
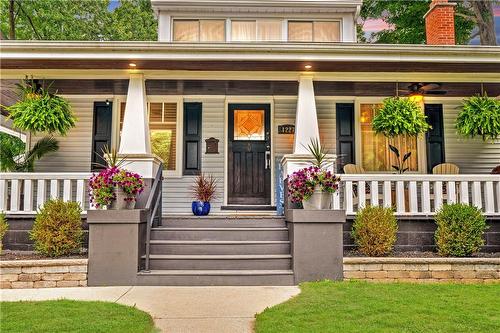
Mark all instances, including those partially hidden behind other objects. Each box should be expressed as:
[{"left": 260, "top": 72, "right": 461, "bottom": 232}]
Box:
[
  {"left": 339, "top": 174, "right": 500, "bottom": 217},
  {"left": 0, "top": 173, "right": 92, "bottom": 214}
]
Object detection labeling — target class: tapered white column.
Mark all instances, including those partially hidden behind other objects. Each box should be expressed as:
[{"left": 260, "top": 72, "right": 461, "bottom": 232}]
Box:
[
  {"left": 293, "top": 75, "right": 320, "bottom": 154},
  {"left": 119, "top": 73, "right": 151, "bottom": 155}
]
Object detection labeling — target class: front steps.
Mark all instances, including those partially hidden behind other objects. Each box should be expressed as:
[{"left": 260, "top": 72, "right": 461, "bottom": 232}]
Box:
[{"left": 137, "top": 216, "right": 294, "bottom": 286}]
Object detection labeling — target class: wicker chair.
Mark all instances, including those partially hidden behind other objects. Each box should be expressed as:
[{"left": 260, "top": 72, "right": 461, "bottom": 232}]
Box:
[
  {"left": 343, "top": 164, "right": 370, "bottom": 207},
  {"left": 343, "top": 164, "right": 366, "bottom": 174}
]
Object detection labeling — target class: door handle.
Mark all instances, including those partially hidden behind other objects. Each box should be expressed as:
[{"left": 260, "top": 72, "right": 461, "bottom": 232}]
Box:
[{"left": 265, "top": 151, "right": 271, "bottom": 170}]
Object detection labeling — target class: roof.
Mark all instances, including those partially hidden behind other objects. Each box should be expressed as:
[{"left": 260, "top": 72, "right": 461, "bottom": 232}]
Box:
[{"left": 1, "top": 41, "right": 499, "bottom": 73}]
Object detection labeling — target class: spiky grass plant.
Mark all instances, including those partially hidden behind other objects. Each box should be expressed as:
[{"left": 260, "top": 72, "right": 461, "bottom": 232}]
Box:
[{"left": 191, "top": 174, "right": 218, "bottom": 202}]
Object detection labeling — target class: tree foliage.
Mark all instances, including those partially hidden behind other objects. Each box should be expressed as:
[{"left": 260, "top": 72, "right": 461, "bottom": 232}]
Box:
[
  {"left": 360, "top": 0, "right": 477, "bottom": 45},
  {"left": 0, "top": 0, "right": 157, "bottom": 40}
]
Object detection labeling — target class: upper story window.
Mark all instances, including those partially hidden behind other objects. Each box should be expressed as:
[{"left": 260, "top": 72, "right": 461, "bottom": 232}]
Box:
[
  {"left": 288, "top": 21, "right": 340, "bottom": 42},
  {"left": 231, "top": 19, "right": 282, "bottom": 41},
  {"left": 173, "top": 19, "right": 225, "bottom": 42}
]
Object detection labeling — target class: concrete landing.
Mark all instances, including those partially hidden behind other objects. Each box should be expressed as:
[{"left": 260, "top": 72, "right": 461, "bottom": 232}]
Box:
[{"left": 0, "top": 285, "right": 300, "bottom": 333}]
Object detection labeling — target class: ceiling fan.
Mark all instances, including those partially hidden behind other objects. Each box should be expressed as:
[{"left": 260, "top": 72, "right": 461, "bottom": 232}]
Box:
[{"left": 400, "top": 82, "right": 447, "bottom": 96}]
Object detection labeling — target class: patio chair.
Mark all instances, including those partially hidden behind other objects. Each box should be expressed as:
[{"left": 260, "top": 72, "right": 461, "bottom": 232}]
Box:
[
  {"left": 432, "top": 163, "right": 459, "bottom": 174},
  {"left": 343, "top": 164, "right": 371, "bottom": 207}
]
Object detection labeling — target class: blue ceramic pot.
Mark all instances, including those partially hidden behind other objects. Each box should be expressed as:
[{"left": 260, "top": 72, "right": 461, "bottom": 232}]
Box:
[{"left": 192, "top": 201, "right": 211, "bottom": 216}]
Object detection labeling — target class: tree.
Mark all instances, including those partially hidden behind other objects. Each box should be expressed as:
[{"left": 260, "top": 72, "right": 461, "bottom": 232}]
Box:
[
  {"left": 360, "top": 0, "right": 495, "bottom": 45},
  {"left": 0, "top": 0, "right": 157, "bottom": 41}
]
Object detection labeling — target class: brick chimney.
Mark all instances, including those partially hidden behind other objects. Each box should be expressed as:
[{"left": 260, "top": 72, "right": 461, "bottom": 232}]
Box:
[{"left": 424, "top": 0, "right": 456, "bottom": 45}]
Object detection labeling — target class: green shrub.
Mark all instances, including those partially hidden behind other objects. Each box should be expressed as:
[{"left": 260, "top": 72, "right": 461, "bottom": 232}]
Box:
[
  {"left": 351, "top": 206, "right": 398, "bottom": 256},
  {"left": 0, "top": 212, "right": 8, "bottom": 254},
  {"left": 434, "top": 204, "right": 488, "bottom": 257},
  {"left": 30, "top": 199, "right": 83, "bottom": 257}
]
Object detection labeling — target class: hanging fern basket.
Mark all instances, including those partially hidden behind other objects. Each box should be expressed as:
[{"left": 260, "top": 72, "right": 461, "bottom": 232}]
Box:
[
  {"left": 456, "top": 94, "right": 500, "bottom": 142},
  {"left": 6, "top": 80, "right": 77, "bottom": 136},
  {"left": 372, "top": 97, "right": 430, "bottom": 137}
]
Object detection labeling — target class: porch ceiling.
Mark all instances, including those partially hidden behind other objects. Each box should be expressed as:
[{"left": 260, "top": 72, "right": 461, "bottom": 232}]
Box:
[{"left": 1, "top": 41, "right": 500, "bottom": 73}]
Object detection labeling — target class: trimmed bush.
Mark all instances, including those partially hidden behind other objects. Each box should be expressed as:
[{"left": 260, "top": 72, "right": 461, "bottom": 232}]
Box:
[
  {"left": 351, "top": 206, "right": 398, "bottom": 256},
  {"left": 434, "top": 203, "right": 487, "bottom": 257},
  {"left": 0, "top": 212, "right": 8, "bottom": 254},
  {"left": 30, "top": 199, "right": 83, "bottom": 257}
]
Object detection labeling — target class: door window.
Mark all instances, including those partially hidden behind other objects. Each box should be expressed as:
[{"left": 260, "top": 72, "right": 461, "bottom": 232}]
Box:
[{"left": 233, "top": 109, "right": 265, "bottom": 140}]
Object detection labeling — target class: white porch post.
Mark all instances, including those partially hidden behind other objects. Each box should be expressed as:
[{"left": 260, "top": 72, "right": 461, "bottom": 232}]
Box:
[
  {"left": 293, "top": 75, "right": 320, "bottom": 154},
  {"left": 118, "top": 73, "right": 161, "bottom": 182},
  {"left": 119, "top": 73, "right": 151, "bottom": 155}
]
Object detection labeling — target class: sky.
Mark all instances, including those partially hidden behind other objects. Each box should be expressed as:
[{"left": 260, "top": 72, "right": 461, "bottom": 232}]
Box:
[
  {"left": 109, "top": 1, "right": 499, "bottom": 44},
  {"left": 363, "top": 5, "right": 500, "bottom": 44}
]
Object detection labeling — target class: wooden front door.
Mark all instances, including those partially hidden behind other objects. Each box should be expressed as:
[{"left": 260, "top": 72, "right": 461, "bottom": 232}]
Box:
[
  {"left": 228, "top": 104, "right": 271, "bottom": 205},
  {"left": 91, "top": 102, "right": 113, "bottom": 171}
]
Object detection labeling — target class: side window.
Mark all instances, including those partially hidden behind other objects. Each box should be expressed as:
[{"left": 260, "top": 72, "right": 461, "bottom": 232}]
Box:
[{"left": 183, "top": 102, "right": 202, "bottom": 175}]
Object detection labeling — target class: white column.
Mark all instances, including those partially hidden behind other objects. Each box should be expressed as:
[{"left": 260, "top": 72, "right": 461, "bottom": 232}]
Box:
[
  {"left": 293, "top": 75, "right": 320, "bottom": 154},
  {"left": 119, "top": 73, "right": 151, "bottom": 155}
]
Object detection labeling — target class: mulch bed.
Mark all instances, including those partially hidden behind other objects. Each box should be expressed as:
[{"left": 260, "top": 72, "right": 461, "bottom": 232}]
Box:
[
  {"left": 0, "top": 250, "right": 88, "bottom": 261},
  {"left": 344, "top": 250, "right": 500, "bottom": 258}
]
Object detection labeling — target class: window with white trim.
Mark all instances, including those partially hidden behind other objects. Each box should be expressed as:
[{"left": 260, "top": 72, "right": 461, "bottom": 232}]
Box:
[
  {"left": 173, "top": 19, "right": 225, "bottom": 42},
  {"left": 231, "top": 19, "right": 282, "bottom": 41},
  {"left": 288, "top": 20, "right": 340, "bottom": 42}
]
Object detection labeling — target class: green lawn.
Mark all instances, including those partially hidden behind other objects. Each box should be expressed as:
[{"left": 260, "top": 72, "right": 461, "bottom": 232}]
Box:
[
  {"left": 0, "top": 300, "right": 156, "bottom": 333},
  {"left": 255, "top": 280, "right": 500, "bottom": 333}
]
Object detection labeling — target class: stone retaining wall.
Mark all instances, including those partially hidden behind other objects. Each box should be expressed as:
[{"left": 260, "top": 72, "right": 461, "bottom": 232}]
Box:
[
  {"left": 344, "top": 257, "right": 500, "bottom": 283},
  {"left": 0, "top": 259, "right": 88, "bottom": 289}
]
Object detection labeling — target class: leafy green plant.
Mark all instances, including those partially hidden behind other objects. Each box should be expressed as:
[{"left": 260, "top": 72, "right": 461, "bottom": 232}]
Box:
[
  {"left": 372, "top": 97, "right": 430, "bottom": 137},
  {"left": 5, "top": 78, "right": 77, "bottom": 136},
  {"left": 304, "top": 138, "right": 330, "bottom": 169},
  {"left": 352, "top": 206, "right": 398, "bottom": 256},
  {"left": 30, "top": 199, "right": 83, "bottom": 257},
  {"left": 456, "top": 94, "right": 500, "bottom": 141},
  {"left": 434, "top": 203, "right": 488, "bottom": 257},
  {"left": 389, "top": 145, "right": 411, "bottom": 174},
  {"left": 0, "top": 212, "right": 8, "bottom": 254},
  {"left": 0, "top": 136, "right": 58, "bottom": 172}
]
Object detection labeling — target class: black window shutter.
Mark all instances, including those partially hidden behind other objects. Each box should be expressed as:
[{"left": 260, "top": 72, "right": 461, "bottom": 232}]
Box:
[
  {"left": 91, "top": 102, "right": 113, "bottom": 171},
  {"left": 336, "top": 103, "right": 355, "bottom": 173},
  {"left": 425, "top": 104, "right": 445, "bottom": 173},
  {"left": 183, "top": 102, "right": 202, "bottom": 175}
]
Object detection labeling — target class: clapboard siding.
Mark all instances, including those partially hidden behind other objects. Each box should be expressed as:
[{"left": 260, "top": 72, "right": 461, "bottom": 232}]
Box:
[
  {"left": 32, "top": 98, "right": 94, "bottom": 172},
  {"left": 162, "top": 97, "right": 225, "bottom": 213},
  {"left": 316, "top": 99, "right": 336, "bottom": 154},
  {"left": 442, "top": 100, "right": 500, "bottom": 174}
]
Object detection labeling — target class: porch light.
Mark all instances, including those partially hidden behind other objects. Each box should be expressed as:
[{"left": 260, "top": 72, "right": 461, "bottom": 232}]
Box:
[
  {"left": 304, "top": 64, "right": 312, "bottom": 70},
  {"left": 409, "top": 93, "right": 424, "bottom": 104},
  {"left": 129, "top": 63, "right": 137, "bottom": 68}
]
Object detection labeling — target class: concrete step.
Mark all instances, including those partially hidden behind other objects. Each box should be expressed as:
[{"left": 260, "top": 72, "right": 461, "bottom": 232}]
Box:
[
  {"left": 161, "top": 216, "right": 286, "bottom": 228},
  {"left": 136, "top": 269, "right": 295, "bottom": 286},
  {"left": 150, "top": 227, "right": 289, "bottom": 241},
  {"left": 143, "top": 254, "right": 292, "bottom": 270},
  {"left": 150, "top": 240, "right": 290, "bottom": 255}
]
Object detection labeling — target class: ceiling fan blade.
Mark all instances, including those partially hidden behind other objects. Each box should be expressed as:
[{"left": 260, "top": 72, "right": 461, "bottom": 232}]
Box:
[
  {"left": 425, "top": 90, "right": 447, "bottom": 95},
  {"left": 420, "top": 83, "right": 441, "bottom": 91}
]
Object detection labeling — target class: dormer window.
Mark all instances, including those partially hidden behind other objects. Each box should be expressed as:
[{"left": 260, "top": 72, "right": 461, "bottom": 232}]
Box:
[
  {"left": 288, "top": 21, "right": 340, "bottom": 42},
  {"left": 231, "top": 19, "right": 282, "bottom": 42},
  {"left": 173, "top": 19, "right": 225, "bottom": 42}
]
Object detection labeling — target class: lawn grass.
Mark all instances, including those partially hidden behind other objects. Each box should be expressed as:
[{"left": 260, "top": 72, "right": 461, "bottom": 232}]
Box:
[
  {"left": 0, "top": 300, "right": 156, "bottom": 333},
  {"left": 255, "top": 280, "right": 500, "bottom": 333}
]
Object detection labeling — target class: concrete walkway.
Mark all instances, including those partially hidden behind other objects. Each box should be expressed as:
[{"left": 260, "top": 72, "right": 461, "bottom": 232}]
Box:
[{"left": 0, "top": 286, "right": 300, "bottom": 333}]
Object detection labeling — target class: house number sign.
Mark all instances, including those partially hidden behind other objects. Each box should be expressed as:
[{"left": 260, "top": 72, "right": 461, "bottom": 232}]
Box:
[{"left": 278, "top": 124, "right": 295, "bottom": 134}]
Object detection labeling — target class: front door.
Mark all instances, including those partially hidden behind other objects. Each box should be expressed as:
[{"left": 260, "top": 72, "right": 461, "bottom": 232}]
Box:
[
  {"left": 91, "top": 102, "right": 113, "bottom": 171},
  {"left": 228, "top": 104, "right": 271, "bottom": 205}
]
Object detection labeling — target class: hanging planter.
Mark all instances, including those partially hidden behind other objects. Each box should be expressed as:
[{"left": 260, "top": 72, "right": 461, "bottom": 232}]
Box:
[
  {"left": 372, "top": 97, "right": 430, "bottom": 173},
  {"left": 456, "top": 94, "right": 500, "bottom": 142},
  {"left": 5, "top": 78, "right": 77, "bottom": 136}
]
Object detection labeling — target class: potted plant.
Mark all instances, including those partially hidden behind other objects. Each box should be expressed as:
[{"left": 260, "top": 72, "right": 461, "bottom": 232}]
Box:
[
  {"left": 191, "top": 174, "right": 217, "bottom": 216},
  {"left": 287, "top": 139, "right": 340, "bottom": 210},
  {"left": 372, "top": 97, "right": 430, "bottom": 173},
  {"left": 456, "top": 94, "right": 500, "bottom": 142}
]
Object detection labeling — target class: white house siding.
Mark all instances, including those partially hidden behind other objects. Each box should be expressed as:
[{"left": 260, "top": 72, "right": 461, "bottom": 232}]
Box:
[
  {"left": 442, "top": 100, "right": 500, "bottom": 174},
  {"left": 32, "top": 97, "right": 94, "bottom": 172},
  {"left": 162, "top": 97, "right": 225, "bottom": 214}
]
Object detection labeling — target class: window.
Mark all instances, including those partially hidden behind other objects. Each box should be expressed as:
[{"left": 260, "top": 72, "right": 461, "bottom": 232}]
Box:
[
  {"left": 120, "top": 102, "right": 178, "bottom": 171},
  {"left": 233, "top": 109, "right": 265, "bottom": 140},
  {"left": 360, "top": 104, "right": 418, "bottom": 172},
  {"left": 288, "top": 21, "right": 340, "bottom": 42},
  {"left": 231, "top": 19, "right": 282, "bottom": 41},
  {"left": 173, "top": 19, "right": 225, "bottom": 42}
]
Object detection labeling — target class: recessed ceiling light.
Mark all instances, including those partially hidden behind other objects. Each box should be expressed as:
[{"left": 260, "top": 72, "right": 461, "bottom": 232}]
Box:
[
  {"left": 129, "top": 63, "right": 137, "bottom": 67},
  {"left": 304, "top": 64, "right": 312, "bottom": 69}
]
